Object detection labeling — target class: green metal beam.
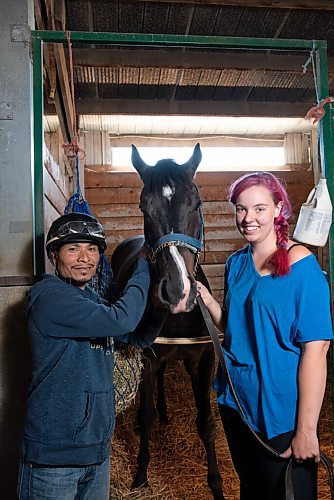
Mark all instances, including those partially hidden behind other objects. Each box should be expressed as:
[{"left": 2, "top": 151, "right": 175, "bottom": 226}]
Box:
[
  {"left": 32, "top": 34, "right": 45, "bottom": 276},
  {"left": 317, "top": 44, "right": 334, "bottom": 428},
  {"left": 31, "top": 30, "right": 324, "bottom": 51}
]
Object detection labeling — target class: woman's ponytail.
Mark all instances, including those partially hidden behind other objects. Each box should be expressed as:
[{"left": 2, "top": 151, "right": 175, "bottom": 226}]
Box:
[{"left": 267, "top": 214, "right": 290, "bottom": 277}]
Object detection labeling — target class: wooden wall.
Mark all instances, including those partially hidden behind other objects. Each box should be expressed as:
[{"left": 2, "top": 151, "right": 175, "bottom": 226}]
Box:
[
  {"left": 43, "top": 134, "right": 75, "bottom": 272},
  {"left": 85, "top": 170, "right": 314, "bottom": 301}
]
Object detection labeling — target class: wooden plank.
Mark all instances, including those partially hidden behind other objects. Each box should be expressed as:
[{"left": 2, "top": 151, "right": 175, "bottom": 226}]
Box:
[
  {"left": 85, "top": 171, "right": 142, "bottom": 189},
  {"left": 201, "top": 264, "right": 225, "bottom": 277},
  {"left": 105, "top": 229, "right": 144, "bottom": 246},
  {"left": 200, "top": 186, "right": 312, "bottom": 208},
  {"left": 99, "top": 217, "right": 143, "bottom": 231},
  {"left": 203, "top": 214, "right": 235, "bottom": 227},
  {"left": 53, "top": 43, "right": 75, "bottom": 141},
  {"left": 204, "top": 228, "right": 241, "bottom": 240},
  {"left": 89, "top": 203, "right": 141, "bottom": 218},
  {"left": 74, "top": 48, "right": 334, "bottom": 73},
  {"left": 84, "top": 169, "right": 314, "bottom": 189},
  {"left": 202, "top": 201, "right": 233, "bottom": 215},
  {"left": 195, "top": 170, "right": 314, "bottom": 186},
  {"left": 206, "top": 276, "right": 224, "bottom": 291},
  {"left": 135, "top": 0, "right": 334, "bottom": 9},
  {"left": 43, "top": 167, "right": 68, "bottom": 215},
  {"left": 85, "top": 178, "right": 313, "bottom": 216},
  {"left": 212, "top": 290, "right": 224, "bottom": 303},
  {"left": 204, "top": 240, "right": 242, "bottom": 252},
  {"left": 77, "top": 99, "right": 312, "bottom": 118},
  {"left": 85, "top": 187, "right": 141, "bottom": 204},
  {"left": 44, "top": 144, "right": 70, "bottom": 199},
  {"left": 201, "top": 251, "right": 240, "bottom": 264}
]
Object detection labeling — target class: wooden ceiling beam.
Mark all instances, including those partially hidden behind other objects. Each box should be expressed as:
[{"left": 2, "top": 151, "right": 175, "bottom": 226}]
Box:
[
  {"left": 35, "top": 0, "right": 75, "bottom": 143},
  {"left": 135, "top": 0, "right": 334, "bottom": 10},
  {"left": 47, "top": 0, "right": 75, "bottom": 142},
  {"left": 76, "top": 98, "right": 311, "bottom": 118},
  {"left": 35, "top": 0, "right": 70, "bottom": 142},
  {"left": 72, "top": 48, "right": 334, "bottom": 73}
]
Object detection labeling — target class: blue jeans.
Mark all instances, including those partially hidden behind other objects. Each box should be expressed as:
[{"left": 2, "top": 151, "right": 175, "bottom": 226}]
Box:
[{"left": 17, "top": 458, "right": 110, "bottom": 500}]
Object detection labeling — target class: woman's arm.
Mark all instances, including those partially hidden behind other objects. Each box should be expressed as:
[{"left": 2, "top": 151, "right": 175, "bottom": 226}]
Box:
[
  {"left": 196, "top": 281, "right": 226, "bottom": 331},
  {"left": 282, "top": 339, "right": 330, "bottom": 462}
]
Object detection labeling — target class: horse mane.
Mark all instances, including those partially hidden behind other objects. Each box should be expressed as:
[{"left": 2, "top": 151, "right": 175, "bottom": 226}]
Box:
[{"left": 147, "top": 159, "right": 191, "bottom": 191}]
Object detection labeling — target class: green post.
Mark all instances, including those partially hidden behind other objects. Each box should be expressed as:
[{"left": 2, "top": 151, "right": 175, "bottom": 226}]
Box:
[
  {"left": 32, "top": 34, "right": 45, "bottom": 276},
  {"left": 317, "top": 44, "right": 334, "bottom": 427}
]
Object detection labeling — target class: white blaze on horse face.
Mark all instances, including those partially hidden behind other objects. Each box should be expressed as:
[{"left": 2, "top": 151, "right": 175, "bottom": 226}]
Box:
[
  {"left": 169, "top": 245, "right": 191, "bottom": 313},
  {"left": 162, "top": 185, "right": 175, "bottom": 202}
]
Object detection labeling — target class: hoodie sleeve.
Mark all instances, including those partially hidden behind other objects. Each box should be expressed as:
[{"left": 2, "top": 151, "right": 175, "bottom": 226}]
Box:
[
  {"left": 116, "top": 306, "right": 168, "bottom": 347},
  {"left": 30, "top": 258, "right": 151, "bottom": 339}
]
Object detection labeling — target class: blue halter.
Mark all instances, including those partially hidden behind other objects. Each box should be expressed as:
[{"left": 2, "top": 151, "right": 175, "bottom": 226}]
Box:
[
  {"left": 154, "top": 233, "right": 202, "bottom": 251},
  {"left": 148, "top": 206, "right": 204, "bottom": 267}
]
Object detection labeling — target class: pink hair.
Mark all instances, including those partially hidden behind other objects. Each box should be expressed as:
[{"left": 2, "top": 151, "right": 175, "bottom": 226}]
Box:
[{"left": 228, "top": 172, "right": 293, "bottom": 277}]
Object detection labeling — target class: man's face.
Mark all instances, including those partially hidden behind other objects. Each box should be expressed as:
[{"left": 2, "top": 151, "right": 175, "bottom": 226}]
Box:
[{"left": 53, "top": 242, "right": 100, "bottom": 288}]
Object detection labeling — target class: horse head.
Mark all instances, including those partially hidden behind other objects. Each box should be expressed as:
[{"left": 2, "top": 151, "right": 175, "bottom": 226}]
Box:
[{"left": 132, "top": 144, "right": 203, "bottom": 314}]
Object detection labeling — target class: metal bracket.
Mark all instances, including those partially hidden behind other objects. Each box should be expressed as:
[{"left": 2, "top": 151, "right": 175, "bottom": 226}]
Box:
[
  {"left": 0, "top": 102, "right": 13, "bottom": 120},
  {"left": 10, "top": 24, "right": 31, "bottom": 43}
]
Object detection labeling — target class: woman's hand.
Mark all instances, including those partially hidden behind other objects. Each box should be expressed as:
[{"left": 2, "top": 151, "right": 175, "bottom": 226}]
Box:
[
  {"left": 195, "top": 281, "right": 224, "bottom": 330},
  {"left": 195, "top": 281, "right": 214, "bottom": 307},
  {"left": 281, "top": 430, "right": 320, "bottom": 463},
  {"left": 281, "top": 340, "right": 330, "bottom": 464}
]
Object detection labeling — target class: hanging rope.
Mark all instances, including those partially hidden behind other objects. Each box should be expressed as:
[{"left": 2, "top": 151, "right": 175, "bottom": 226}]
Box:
[
  {"left": 303, "top": 42, "right": 333, "bottom": 124},
  {"left": 66, "top": 30, "right": 79, "bottom": 147},
  {"left": 303, "top": 42, "right": 334, "bottom": 180}
]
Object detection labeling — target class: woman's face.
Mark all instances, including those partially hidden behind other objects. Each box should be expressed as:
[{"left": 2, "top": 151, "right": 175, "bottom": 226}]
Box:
[{"left": 235, "top": 185, "right": 282, "bottom": 245}]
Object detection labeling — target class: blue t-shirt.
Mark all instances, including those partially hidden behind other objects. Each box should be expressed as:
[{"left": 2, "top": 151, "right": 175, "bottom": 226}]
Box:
[{"left": 214, "top": 245, "right": 333, "bottom": 439}]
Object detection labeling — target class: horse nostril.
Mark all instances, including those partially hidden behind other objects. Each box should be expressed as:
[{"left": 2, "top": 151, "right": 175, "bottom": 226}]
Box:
[
  {"left": 161, "top": 280, "right": 169, "bottom": 302},
  {"left": 157, "top": 278, "right": 170, "bottom": 306}
]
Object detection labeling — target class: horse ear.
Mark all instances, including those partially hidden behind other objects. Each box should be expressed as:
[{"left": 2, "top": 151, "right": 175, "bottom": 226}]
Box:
[
  {"left": 131, "top": 144, "right": 149, "bottom": 179},
  {"left": 181, "top": 143, "right": 202, "bottom": 179}
]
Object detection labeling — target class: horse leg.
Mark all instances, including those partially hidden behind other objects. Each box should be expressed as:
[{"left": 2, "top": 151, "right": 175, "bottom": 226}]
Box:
[
  {"left": 184, "top": 350, "right": 224, "bottom": 500},
  {"left": 132, "top": 356, "right": 156, "bottom": 489},
  {"left": 156, "top": 361, "right": 168, "bottom": 424}
]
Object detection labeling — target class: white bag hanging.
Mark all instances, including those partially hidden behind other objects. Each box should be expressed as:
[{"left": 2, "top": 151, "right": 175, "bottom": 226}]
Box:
[{"left": 293, "top": 177, "right": 333, "bottom": 246}]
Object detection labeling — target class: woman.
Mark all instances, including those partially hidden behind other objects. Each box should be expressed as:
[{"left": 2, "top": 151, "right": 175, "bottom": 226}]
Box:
[{"left": 197, "top": 172, "right": 333, "bottom": 500}]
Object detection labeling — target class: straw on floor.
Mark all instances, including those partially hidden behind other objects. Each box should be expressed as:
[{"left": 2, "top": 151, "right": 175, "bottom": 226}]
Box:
[{"left": 110, "top": 359, "right": 333, "bottom": 499}]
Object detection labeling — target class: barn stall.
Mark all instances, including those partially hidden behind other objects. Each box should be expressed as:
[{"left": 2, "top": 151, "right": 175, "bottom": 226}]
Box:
[
  {"left": 42, "top": 125, "right": 333, "bottom": 498},
  {"left": 1, "top": 1, "right": 334, "bottom": 498}
]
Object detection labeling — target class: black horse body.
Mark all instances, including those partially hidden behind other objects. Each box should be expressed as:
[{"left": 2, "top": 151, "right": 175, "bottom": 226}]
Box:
[{"left": 111, "top": 145, "right": 224, "bottom": 499}]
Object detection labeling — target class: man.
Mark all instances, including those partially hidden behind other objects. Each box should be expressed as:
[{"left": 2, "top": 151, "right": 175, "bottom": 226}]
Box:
[{"left": 17, "top": 212, "right": 166, "bottom": 499}]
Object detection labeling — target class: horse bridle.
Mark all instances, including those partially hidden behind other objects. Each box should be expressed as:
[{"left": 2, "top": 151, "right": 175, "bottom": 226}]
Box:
[{"left": 146, "top": 205, "right": 204, "bottom": 278}]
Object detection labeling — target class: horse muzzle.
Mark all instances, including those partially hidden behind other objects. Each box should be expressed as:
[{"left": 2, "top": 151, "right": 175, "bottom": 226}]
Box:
[{"left": 155, "top": 275, "right": 197, "bottom": 314}]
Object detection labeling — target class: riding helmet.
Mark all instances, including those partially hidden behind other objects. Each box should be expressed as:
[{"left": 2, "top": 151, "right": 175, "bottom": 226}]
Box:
[{"left": 46, "top": 212, "right": 107, "bottom": 258}]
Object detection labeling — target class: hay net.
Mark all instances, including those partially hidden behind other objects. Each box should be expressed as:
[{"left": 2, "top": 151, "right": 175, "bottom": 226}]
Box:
[{"left": 64, "top": 155, "right": 143, "bottom": 415}]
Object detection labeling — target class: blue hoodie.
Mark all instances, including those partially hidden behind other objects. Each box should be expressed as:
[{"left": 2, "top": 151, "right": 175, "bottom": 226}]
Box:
[{"left": 21, "top": 258, "right": 164, "bottom": 466}]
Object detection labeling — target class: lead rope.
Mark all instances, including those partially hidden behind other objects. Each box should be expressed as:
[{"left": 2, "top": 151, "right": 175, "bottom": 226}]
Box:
[
  {"left": 197, "top": 297, "right": 282, "bottom": 458},
  {"left": 197, "top": 296, "right": 334, "bottom": 500}
]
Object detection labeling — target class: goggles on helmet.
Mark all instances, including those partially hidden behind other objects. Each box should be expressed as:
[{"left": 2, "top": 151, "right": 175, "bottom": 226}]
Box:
[{"left": 47, "top": 220, "right": 105, "bottom": 246}]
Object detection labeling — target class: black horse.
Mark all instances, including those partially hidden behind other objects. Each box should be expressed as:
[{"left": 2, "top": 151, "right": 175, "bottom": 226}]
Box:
[{"left": 111, "top": 144, "right": 224, "bottom": 499}]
